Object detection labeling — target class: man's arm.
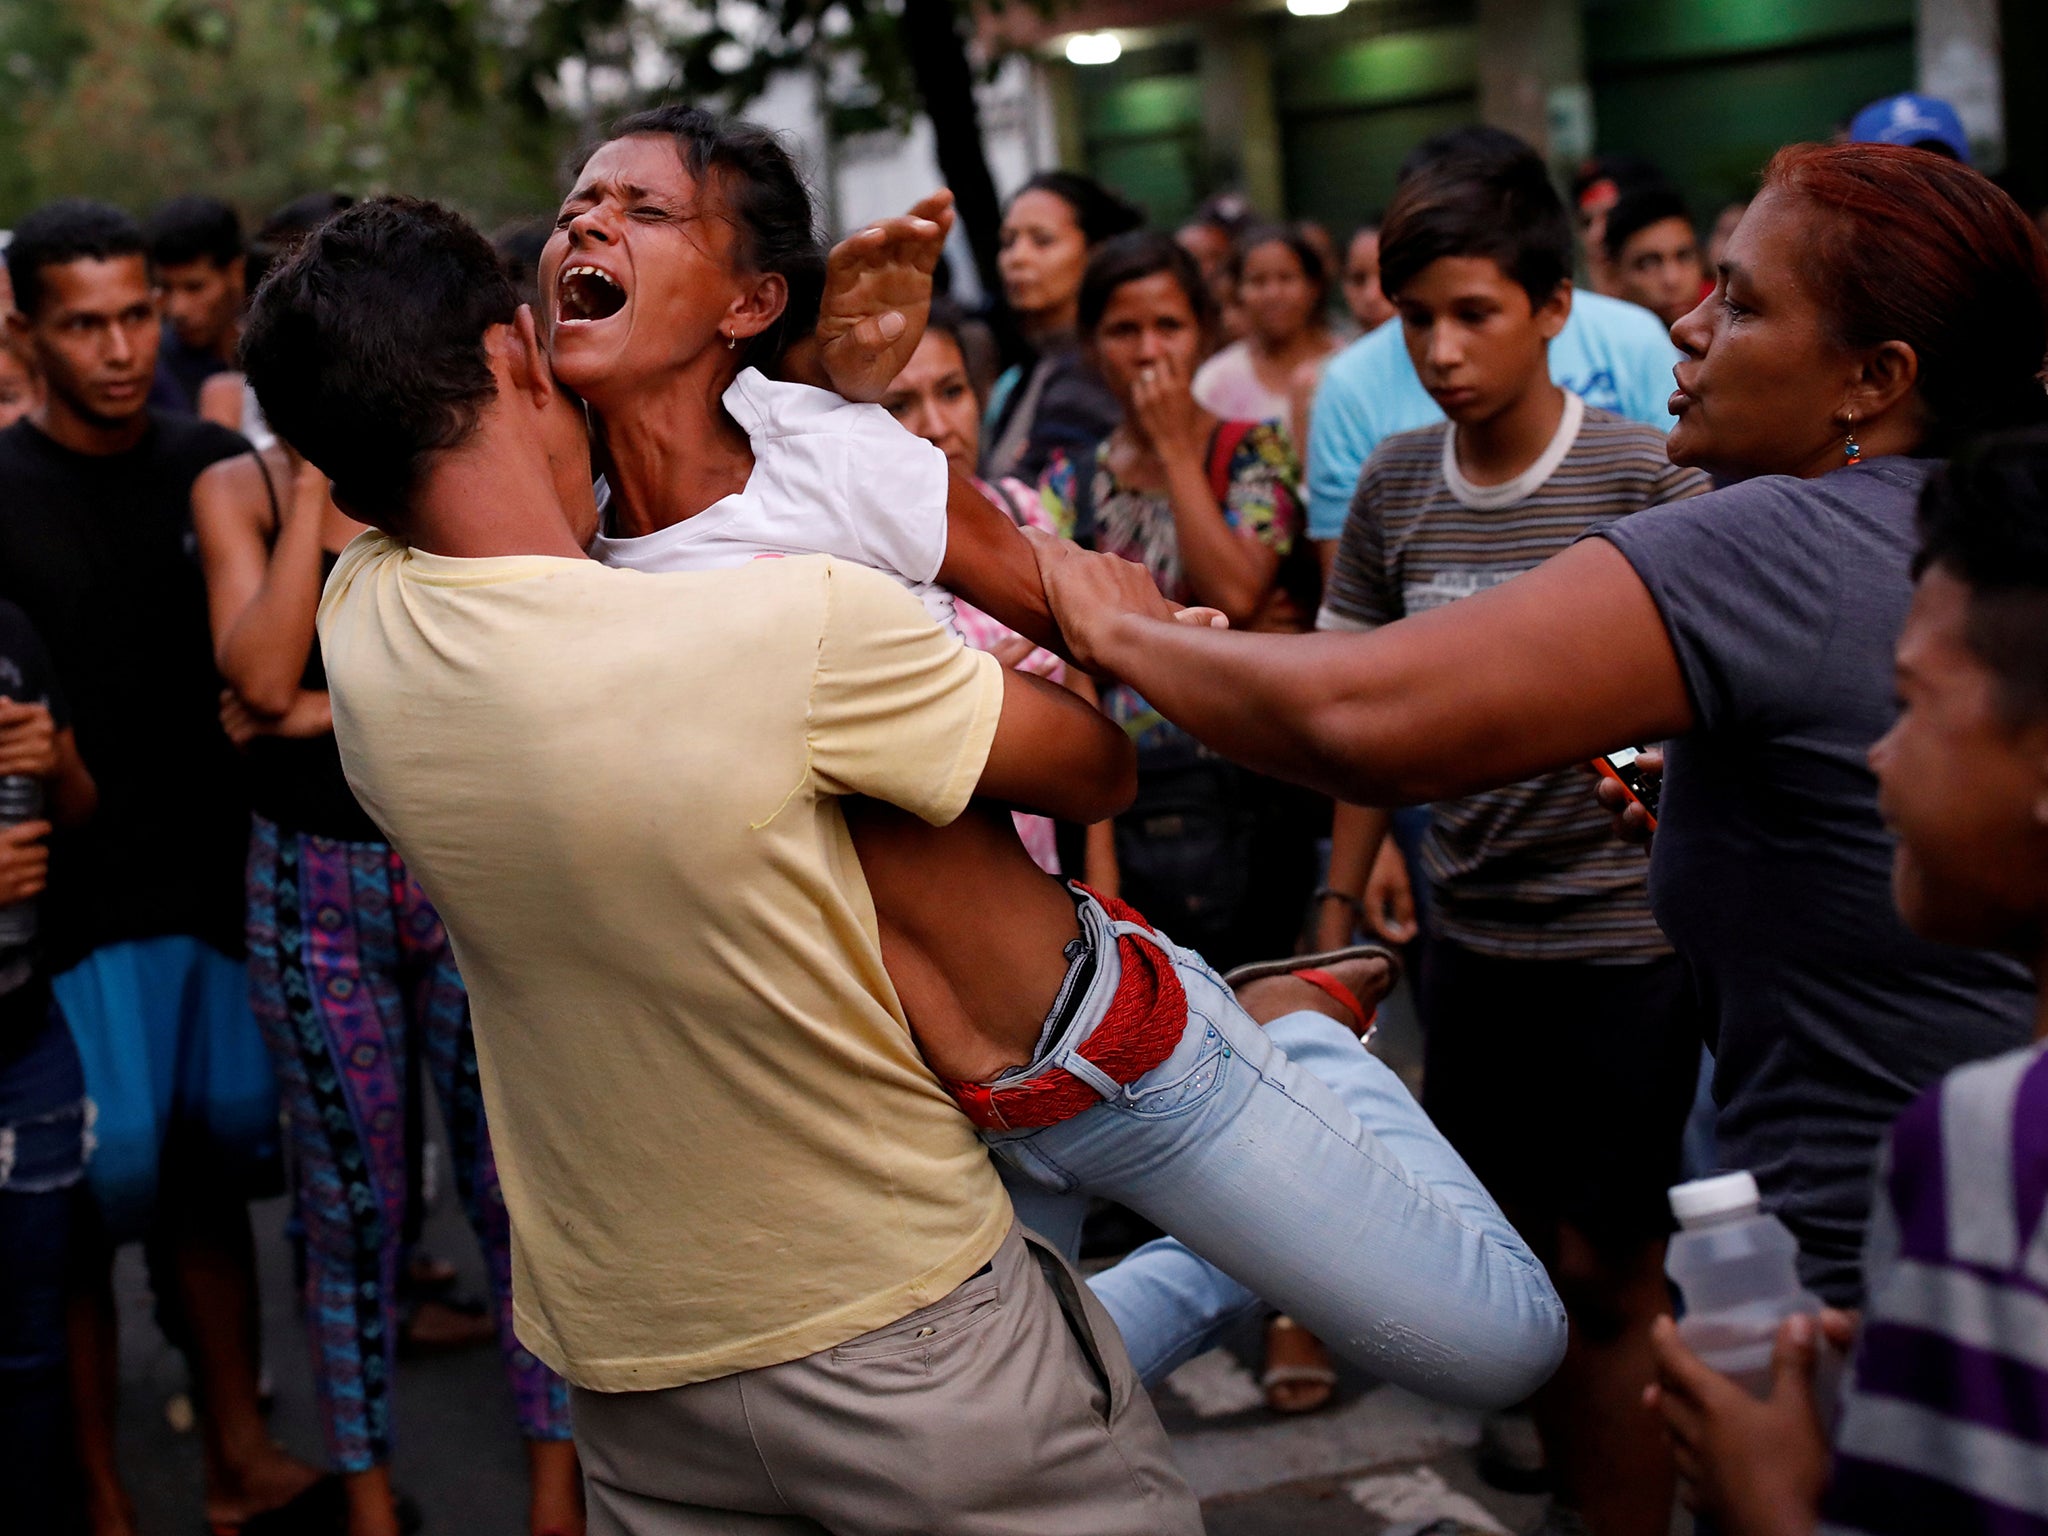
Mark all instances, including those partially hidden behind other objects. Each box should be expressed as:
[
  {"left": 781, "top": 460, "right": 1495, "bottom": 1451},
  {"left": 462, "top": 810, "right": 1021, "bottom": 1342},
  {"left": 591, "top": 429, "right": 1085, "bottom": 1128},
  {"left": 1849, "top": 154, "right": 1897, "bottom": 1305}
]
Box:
[
  {"left": 1029, "top": 530, "right": 1695, "bottom": 807},
  {"left": 977, "top": 668, "right": 1136, "bottom": 825}
]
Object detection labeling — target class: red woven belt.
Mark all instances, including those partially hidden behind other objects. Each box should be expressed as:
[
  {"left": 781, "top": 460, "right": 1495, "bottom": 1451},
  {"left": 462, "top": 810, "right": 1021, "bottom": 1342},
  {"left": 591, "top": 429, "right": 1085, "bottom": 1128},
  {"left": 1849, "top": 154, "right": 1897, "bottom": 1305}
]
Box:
[{"left": 945, "top": 886, "right": 1188, "bottom": 1132}]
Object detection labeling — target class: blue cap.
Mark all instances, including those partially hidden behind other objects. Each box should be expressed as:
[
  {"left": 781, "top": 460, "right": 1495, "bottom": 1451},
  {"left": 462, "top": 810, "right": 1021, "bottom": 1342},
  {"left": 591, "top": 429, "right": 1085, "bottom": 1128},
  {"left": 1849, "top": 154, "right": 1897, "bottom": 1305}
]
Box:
[{"left": 1849, "top": 93, "right": 1970, "bottom": 164}]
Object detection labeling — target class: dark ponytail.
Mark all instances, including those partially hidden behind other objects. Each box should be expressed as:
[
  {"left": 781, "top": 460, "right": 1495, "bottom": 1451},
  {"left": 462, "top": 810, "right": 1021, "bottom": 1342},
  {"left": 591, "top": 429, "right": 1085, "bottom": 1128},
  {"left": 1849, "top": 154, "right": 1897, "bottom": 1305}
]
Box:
[{"left": 587, "top": 104, "right": 825, "bottom": 365}]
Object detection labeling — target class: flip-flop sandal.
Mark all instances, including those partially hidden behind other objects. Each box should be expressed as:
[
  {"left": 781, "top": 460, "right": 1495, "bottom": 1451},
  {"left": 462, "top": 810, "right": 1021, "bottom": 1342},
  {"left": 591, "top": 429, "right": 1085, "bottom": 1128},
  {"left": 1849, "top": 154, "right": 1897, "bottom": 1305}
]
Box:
[
  {"left": 1223, "top": 944, "right": 1401, "bottom": 1039},
  {"left": 1261, "top": 1314, "right": 1338, "bottom": 1415}
]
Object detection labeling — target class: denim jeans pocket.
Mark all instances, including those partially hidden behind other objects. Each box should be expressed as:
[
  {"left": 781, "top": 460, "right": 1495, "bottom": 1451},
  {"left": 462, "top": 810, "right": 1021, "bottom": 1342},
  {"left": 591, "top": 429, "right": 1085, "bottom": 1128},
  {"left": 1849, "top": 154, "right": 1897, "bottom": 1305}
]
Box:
[
  {"left": 0, "top": 1095, "right": 90, "bottom": 1193},
  {"left": 1119, "top": 1011, "right": 1231, "bottom": 1120}
]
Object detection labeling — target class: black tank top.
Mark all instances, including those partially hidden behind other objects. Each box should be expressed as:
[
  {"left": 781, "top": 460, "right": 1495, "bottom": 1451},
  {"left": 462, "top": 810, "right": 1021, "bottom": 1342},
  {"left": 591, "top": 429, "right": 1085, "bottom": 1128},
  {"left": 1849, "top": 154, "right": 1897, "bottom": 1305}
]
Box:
[{"left": 244, "top": 548, "right": 382, "bottom": 843}]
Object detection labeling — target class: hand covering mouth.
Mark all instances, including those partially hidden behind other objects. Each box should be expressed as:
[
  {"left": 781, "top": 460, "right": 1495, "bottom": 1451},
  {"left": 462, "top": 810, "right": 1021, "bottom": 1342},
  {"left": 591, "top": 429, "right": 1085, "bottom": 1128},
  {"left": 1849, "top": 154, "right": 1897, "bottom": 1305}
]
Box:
[{"left": 559, "top": 265, "right": 628, "bottom": 323}]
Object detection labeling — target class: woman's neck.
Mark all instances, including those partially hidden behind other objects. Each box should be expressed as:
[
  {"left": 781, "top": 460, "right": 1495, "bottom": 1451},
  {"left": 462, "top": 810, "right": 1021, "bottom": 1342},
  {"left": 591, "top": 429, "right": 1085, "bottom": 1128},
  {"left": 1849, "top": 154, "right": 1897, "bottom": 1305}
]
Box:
[
  {"left": 1249, "top": 325, "right": 1332, "bottom": 385},
  {"left": 1021, "top": 302, "right": 1079, "bottom": 349},
  {"left": 1251, "top": 324, "right": 1329, "bottom": 368},
  {"left": 594, "top": 366, "right": 756, "bottom": 539}
]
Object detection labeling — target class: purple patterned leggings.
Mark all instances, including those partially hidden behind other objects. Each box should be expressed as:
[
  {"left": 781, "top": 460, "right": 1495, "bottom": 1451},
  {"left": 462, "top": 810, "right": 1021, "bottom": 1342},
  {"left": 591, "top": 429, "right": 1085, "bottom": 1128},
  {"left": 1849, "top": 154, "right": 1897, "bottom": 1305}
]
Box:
[{"left": 247, "top": 816, "right": 570, "bottom": 1472}]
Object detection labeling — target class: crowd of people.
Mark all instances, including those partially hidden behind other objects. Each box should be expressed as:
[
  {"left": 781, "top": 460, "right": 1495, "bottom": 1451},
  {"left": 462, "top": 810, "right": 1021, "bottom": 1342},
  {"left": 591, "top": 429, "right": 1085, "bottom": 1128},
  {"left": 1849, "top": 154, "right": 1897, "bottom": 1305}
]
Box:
[{"left": 0, "top": 79, "right": 2043, "bottom": 1536}]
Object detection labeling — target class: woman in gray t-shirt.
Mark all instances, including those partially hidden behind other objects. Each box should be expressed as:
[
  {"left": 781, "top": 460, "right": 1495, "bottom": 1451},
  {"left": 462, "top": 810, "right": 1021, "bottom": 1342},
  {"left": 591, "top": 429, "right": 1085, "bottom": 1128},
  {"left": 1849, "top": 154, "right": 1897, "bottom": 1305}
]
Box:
[{"left": 1034, "top": 141, "right": 2048, "bottom": 1308}]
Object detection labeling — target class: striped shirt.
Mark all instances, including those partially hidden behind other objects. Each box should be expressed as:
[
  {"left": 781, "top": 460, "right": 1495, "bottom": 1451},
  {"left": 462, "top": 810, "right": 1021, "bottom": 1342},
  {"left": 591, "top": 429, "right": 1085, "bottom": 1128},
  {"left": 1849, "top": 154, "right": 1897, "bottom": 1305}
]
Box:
[
  {"left": 1316, "top": 394, "right": 1709, "bottom": 962},
  {"left": 1822, "top": 1041, "right": 2048, "bottom": 1534}
]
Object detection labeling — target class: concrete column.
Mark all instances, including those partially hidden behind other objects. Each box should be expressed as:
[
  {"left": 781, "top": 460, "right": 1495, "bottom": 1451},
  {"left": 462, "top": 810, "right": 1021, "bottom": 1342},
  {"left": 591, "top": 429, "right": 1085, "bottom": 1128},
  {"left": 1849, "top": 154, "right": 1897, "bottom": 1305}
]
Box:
[
  {"left": 1044, "top": 60, "right": 1087, "bottom": 175},
  {"left": 1197, "top": 17, "right": 1285, "bottom": 217},
  {"left": 1919, "top": 0, "right": 2004, "bottom": 171},
  {"left": 1475, "top": 0, "right": 1590, "bottom": 174}
]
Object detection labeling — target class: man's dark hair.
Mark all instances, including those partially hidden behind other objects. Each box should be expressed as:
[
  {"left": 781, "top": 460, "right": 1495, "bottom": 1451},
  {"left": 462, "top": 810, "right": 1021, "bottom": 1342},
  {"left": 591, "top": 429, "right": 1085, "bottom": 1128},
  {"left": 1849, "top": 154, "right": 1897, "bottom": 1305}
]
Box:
[
  {"left": 492, "top": 216, "right": 551, "bottom": 310},
  {"left": 1603, "top": 187, "right": 1692, "bottom": 264},
  {"left": 1395, "top": 127, "right": 1537, "bottom": 188},
  {"left": 246, "top": 191, "right": 354, "bottom": 292},
  {"left": 147, "top": 195, "right": 242, "bottom": 270},
  {"left": 240, "top": 197, "right": 517, "bottom": 523},
  {"left": 1378, "top": 147, "right": 1572, "bottom": 307},
  {"left": 1011, "top": 171, "right": 1145, "bottom": 248},
  {"left": 5, "top": 199, "right": 147, "bottom": 318},
  {"left": 582, "top": 104, "right": 824, "bottom": 366},
  {"left": 1915, "top": 430, "right": 2048, "bottom": 723},
  {"left": 1078, "top": 230, "right": 1217, "bottom": 337}
]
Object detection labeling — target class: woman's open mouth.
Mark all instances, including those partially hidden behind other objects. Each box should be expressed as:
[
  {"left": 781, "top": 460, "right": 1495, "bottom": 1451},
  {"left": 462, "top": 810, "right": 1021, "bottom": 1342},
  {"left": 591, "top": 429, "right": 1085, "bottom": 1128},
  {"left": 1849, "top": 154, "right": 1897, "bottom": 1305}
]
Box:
[{"left": 558, "top": 265, "right": 628, "bottom": 324}]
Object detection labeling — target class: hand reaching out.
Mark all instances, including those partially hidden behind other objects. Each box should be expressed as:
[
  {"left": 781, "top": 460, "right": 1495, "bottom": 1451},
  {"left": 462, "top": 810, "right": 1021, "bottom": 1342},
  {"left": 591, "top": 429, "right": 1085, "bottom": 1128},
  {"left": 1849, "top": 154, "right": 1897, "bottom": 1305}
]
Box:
[
  {"left": 817, "top": 189, "right": 954, "bottom": 403},
  {"left": 1023, "top": 528, "right": 1225, "bottom": 674}
]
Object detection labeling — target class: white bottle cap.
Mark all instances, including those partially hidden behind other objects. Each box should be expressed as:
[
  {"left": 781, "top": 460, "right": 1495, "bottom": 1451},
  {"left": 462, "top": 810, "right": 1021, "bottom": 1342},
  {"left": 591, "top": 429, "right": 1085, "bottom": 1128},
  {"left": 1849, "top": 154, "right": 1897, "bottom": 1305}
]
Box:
[{"left": 1669, "top": 1171, "right": 1760, "bottom": 1225}]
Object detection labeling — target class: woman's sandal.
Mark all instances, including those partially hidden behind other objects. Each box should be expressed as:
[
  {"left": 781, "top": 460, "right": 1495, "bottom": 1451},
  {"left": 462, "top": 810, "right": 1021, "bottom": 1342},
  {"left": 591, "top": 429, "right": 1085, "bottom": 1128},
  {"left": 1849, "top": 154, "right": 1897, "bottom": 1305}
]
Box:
[
  {"left": 1222, "top": 944, "right": 1402, "bottom": 1040},
  {"left": 1261, "top": 1313, "right": 1339, "bottom": 1415}
]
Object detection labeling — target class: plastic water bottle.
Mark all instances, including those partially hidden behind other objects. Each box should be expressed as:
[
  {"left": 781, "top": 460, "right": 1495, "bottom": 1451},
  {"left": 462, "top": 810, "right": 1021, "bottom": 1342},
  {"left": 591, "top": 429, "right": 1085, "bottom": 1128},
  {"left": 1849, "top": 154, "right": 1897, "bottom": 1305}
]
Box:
[{"left": 1666, "top": 1171, "right": 1838, "bottom": 1402}]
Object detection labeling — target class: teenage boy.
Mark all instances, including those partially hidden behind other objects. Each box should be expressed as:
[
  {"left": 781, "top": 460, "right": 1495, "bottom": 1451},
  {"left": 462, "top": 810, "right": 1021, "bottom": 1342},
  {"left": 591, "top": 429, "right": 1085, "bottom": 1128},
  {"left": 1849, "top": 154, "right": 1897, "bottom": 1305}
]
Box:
[
  {"left": 145, "top": 195, "right": 244, "bottom": 415},
  {"left": 0, "top": 199, "right": 320, "bottom": 1536},
  {"left": 1602, "top": 188, "right": 1705, "bottom": 330},
  {"left": 248, "top": 195, "right": 1205, "bottom": 1536},
  {"left": 1303, "top": 128, "right": 1679, "bottom": 562},
  {"left": 1644, "top": 432, "right": 2048, "bottom": 1534},
  {"left": 1312, "top": 146, "right": 1712, "bottom": 1536}
]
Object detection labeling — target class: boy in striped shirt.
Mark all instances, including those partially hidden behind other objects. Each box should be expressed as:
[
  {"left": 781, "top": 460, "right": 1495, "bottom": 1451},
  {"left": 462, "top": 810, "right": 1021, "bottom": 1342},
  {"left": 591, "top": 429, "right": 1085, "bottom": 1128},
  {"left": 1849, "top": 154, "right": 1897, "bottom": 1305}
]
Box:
[
  {"left": 1648, "top": 435, "right": 2048, "bottom": 1534},
  {"left": 1312, "top": 135, "right": 1710, "bottom": 1535}
]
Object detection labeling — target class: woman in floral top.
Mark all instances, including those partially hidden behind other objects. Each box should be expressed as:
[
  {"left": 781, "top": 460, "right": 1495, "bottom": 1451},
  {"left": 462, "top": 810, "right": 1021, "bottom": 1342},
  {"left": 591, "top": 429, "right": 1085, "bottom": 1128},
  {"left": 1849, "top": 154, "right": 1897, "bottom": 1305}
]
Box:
[{"left": 1040, "top": 231, "right": 1307, "bottom": 761}]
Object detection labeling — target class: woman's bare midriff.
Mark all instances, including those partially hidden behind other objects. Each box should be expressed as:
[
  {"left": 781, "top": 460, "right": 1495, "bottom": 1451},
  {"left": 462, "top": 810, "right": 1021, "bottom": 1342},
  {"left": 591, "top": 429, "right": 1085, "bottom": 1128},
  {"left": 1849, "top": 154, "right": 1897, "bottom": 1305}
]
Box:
[{"left": 843, "top": 799, "right": 1086, "bottom": 1084}]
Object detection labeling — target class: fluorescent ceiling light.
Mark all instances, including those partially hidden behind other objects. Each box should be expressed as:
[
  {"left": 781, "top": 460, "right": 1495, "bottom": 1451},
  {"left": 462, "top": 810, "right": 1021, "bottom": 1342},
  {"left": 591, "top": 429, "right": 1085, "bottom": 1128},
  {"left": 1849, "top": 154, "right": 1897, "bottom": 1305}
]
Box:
[
  {"left": 1287, "top": 0, "right": 1349, "bottom": 14},
  {"left": 1064, "top": 32, "right": 1123, "bottom": 66}
]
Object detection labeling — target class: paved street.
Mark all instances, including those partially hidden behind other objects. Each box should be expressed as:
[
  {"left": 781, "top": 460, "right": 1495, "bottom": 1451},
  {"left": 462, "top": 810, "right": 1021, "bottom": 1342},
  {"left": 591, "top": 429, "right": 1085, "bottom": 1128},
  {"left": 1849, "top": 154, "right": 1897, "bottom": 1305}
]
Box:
[{"left": 113, "top": 986, "right": 1567, "bottom": 1535}]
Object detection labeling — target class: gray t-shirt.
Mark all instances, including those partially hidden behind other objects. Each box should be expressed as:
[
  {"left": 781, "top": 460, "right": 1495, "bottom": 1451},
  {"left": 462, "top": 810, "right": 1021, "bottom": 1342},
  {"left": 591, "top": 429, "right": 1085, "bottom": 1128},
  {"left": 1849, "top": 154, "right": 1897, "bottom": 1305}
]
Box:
[{"left": 1598, "top": 457, "right": 2035, "bottom": 1306}]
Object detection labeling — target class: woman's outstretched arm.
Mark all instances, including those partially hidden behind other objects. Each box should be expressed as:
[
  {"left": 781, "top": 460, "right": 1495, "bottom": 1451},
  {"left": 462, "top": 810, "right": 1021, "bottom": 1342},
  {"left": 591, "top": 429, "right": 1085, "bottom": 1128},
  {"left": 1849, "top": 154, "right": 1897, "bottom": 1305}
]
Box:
[{"left": 1031, "top": 531, "right": 1695, "bottom": 806}]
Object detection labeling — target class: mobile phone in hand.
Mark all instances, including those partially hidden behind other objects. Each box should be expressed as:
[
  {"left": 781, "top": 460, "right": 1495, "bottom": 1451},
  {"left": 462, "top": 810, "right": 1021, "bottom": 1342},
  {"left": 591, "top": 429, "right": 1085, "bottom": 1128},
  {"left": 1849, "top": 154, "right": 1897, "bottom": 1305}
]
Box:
[{"left": 1593, "top": 746, "right": 1660, "bottom": 830}]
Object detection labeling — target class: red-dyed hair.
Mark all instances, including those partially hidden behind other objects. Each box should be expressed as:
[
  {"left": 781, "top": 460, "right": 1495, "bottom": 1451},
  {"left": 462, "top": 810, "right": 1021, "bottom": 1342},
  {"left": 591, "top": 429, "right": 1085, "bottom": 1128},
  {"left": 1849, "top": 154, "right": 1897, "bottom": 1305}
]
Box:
[{"left": 1762, "top": 142, "right": 2048, "bottom": 451}]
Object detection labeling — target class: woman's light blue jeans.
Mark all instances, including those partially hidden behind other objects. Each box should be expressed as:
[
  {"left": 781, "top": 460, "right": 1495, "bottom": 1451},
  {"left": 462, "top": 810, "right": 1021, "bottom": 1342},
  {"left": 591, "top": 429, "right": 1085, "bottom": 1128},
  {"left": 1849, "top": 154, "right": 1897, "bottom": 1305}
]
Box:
[{"left": 986, "top": 893, "right": 1566, "bottom": 1411}]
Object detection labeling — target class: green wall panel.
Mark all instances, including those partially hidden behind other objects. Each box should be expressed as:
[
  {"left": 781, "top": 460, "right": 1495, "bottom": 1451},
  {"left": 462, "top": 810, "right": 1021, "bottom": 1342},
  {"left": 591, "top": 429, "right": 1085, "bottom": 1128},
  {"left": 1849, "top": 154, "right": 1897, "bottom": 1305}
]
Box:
[
  {"left": 1279, "top": 94, "right": 1478, "bottom": 234},
  {"left": 1091, "top": 134, "right": 1206, "bottom": 228},
  {"left": 1274, "top": 25, "right": 1478, "bottom": 115},
  {"left": 1082, "top": 75, "right": 1206, "bottom": 141},
  {"left": 1592, "top": 33, "right": 1915, "bottom": 215},
  {"left": 1585, "top": 0, "right": 1916, "bottom": 67}
]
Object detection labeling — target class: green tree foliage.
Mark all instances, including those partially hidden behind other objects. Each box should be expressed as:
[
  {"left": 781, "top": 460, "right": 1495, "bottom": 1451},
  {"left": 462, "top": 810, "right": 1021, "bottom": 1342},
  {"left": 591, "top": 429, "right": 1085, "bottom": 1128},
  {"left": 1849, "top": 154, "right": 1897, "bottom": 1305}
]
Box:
[
  {"left": 0, "top": 0, "right": 576, "bottom": 230},
  {"left": 296, "top": 0, "right": 1017, "bottom": 296}
]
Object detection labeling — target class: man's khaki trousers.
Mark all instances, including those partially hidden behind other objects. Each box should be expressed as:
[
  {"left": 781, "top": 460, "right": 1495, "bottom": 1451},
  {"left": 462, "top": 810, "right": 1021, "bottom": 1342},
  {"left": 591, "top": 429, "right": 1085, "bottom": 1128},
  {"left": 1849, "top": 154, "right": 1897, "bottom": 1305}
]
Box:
[{"left": 571, "top": 1223, "right": 1205, "bottom": 1535}]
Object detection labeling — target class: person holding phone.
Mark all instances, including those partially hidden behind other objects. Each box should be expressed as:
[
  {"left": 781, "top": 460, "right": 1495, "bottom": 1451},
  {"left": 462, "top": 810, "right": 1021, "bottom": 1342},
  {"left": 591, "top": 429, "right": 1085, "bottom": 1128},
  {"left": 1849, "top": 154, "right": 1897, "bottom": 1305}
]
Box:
[
  {"left": 1306, "top": 139, "right": 1711, "bottom": 1536},
  {"left": 1029, "top": 144, "right": 2044, "bottom": 1524}
]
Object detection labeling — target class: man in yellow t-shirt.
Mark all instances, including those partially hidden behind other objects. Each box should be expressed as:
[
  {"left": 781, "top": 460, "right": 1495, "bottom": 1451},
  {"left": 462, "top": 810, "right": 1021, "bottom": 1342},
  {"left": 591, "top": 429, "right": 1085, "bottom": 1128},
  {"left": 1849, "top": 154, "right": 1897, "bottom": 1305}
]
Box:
[{"left": 248, "top": 200, "right": 1202, "bottom": 1533}]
